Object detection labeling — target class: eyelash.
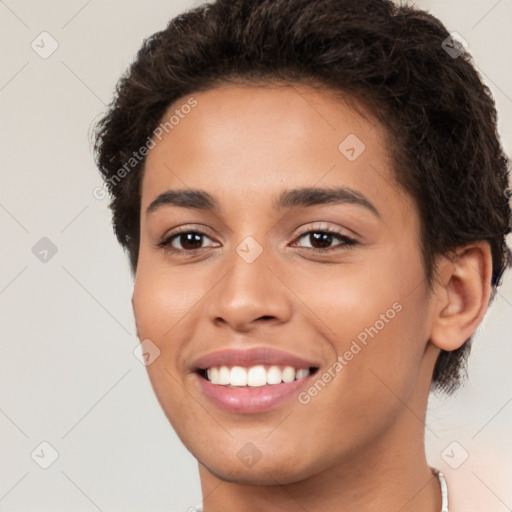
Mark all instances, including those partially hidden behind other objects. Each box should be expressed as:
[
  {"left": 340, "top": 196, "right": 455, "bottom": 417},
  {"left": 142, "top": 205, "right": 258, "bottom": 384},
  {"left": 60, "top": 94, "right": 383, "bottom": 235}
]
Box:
[{"left": 156, "top": 227, "right": 357, "bottom": 255}]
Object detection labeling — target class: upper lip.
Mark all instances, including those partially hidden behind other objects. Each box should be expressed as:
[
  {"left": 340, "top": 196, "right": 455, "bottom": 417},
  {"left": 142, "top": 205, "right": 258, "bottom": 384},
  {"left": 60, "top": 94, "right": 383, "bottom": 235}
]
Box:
[{"left": 192, "top": 347, "right": 320, "bottom": 370}]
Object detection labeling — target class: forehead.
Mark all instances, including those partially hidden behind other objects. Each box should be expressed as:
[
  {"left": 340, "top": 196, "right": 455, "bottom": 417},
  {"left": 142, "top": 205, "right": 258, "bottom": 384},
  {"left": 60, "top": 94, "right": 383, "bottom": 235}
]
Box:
[{"left": 141, "top": 83, "right": 405, "bottom": 220}]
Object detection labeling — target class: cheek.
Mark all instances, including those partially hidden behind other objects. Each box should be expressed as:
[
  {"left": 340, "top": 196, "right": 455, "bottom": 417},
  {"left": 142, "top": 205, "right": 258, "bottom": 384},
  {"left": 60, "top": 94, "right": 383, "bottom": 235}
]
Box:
[
  {"left": 291, "top": 289, "right": 431, "bottom": 454},
  {"left": 132, "top": 266, "right": 201, "bottom": 427},
  {"left": 294, "top": 247, "right": 430, "bottom": 392},
  {"left": 133, "top": 260, "right": 208, "bottom": 341},
  {"left": 132, "top": 265, "right": 200, "bottom": 408}
]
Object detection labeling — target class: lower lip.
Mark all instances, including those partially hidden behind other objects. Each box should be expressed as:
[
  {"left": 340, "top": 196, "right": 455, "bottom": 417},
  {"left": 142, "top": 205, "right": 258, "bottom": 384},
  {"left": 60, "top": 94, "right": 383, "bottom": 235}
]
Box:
[{"left": 195, "top": 373, "right": 312, "bottom": 414}]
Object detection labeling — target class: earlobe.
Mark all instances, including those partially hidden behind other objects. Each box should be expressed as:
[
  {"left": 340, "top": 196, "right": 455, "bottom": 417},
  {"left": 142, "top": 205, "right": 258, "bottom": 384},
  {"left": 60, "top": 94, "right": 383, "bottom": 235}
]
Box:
[{"left": 430, "top": 242, "right": 493, "bottom": 352}]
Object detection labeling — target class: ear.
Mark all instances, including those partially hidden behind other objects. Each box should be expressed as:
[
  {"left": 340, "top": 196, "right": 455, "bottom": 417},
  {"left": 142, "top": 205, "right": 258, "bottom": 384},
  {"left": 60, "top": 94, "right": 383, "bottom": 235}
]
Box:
[{"left": 430, "top": 242, "right": 493, "bottom": 351}]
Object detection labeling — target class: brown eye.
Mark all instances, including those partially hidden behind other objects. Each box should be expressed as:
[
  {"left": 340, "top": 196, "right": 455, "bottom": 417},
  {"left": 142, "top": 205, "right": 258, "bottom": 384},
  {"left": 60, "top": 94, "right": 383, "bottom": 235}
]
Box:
[
  {"left": 308, "top": 232, "right": 334, "bottom": 248},
  {"left": 294, "top": 230, "right": 356, "bottom": 251},
  {"left": 176, "top": 232, "right": 204, "bottom": 250},
  {"left": 158, "top": 231, "right": 218, "bottom": 252}
]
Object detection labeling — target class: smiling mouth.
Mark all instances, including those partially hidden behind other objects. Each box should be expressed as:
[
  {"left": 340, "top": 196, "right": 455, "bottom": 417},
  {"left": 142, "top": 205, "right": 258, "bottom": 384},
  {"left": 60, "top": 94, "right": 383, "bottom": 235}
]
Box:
[{"left": 197, "top": 365, "right": 319, "bottom": 387}]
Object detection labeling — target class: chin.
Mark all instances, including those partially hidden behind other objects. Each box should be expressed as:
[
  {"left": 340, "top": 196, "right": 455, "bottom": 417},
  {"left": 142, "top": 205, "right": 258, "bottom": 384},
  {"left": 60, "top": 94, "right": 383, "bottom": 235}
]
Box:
[
  {"left": 199, "top": 456, "right": 315, "bottom": 486},
  {"left": 192, "top": 439, "right": 328, "bottom": 487}
]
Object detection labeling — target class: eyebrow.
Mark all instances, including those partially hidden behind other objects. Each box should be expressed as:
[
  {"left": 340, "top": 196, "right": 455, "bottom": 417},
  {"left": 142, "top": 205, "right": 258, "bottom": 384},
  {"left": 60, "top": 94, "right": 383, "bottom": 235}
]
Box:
[{"left": 146, "top": 186, "right": 380, "bottom": 218}]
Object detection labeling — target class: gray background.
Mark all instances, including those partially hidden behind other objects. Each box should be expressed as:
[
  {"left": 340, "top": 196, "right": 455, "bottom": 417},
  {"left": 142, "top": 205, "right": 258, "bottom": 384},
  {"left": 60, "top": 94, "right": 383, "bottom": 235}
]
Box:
[{"left": 1, "top": 1, "right": 511, "bottom": 511}]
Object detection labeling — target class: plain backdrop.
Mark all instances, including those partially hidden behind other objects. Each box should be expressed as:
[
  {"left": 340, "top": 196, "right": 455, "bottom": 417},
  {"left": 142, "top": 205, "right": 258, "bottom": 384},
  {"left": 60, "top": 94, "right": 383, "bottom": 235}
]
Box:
[{"left": 1, "top": 1, "right": 511, "bottom": 511}]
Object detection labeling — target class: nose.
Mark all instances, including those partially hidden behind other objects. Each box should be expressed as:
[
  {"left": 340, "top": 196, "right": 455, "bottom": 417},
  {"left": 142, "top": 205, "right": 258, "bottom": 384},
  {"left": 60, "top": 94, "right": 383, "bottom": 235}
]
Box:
[{"left": 206, "top": 245, "right": 294, "bottom": 333}]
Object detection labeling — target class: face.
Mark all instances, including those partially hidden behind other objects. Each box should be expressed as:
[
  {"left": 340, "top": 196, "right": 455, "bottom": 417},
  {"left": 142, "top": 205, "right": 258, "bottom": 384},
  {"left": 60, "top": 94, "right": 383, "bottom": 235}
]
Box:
[{"left": 132, "top": 83, "right": 438, "bottom": 485}]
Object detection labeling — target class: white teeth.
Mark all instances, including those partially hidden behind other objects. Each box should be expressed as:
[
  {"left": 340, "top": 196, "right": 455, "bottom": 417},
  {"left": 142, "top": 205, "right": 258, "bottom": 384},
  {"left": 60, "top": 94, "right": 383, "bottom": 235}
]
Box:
[
  {"left": 230, "top": 366, "right": 247, "bottom": 386},
  {"left": 266, "top": 365, "right": 282, "bottom": 385},
  {"left": 207, "top": 367, "right": 218, "bottom": 383},
  {"left": 218, "top": 366, "right": 230, "bottom": 385},
  {"left": 204, "top": 365, "right": 312, "bottom": 386},
  {"left": 247, "top": 365, "right": 267, "bottom": 387},
  {"left": 282, "top": 366, "right": 295, "bottom": 383},
  {"left": 296, "top": 368, "right": 309, "bottom": 380}
]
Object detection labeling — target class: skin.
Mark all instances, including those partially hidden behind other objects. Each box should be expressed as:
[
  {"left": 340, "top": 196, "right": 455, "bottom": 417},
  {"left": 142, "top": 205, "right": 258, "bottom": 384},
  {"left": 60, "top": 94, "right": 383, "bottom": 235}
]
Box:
[{"left": 132, "top": 83, "right": 492, "bottom": 512}]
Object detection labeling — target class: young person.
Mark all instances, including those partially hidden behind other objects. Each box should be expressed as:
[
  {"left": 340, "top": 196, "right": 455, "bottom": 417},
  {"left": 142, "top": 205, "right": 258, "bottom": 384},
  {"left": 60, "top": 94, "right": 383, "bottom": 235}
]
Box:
[{"left": 93, "top": 1, "right": 511, "bottom": 510}]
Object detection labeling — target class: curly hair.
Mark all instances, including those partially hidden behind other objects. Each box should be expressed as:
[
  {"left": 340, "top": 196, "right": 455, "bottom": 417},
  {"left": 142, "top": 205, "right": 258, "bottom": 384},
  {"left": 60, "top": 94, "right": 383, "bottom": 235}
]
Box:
[{"left": 93, "top": 0, "right": 511, "bottom": 393}]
